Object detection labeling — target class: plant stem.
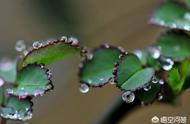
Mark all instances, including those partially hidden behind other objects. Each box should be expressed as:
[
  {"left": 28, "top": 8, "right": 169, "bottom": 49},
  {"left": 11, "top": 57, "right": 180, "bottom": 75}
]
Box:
[{"left": 94, "top": 96, "right": 140, "bottom": 124}]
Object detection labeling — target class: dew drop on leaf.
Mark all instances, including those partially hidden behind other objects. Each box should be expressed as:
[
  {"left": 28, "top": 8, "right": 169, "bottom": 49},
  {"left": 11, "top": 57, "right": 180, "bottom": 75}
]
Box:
[
  {"left": 32, "top": 41, "right": 42, "bottom": 49},
  {"left": 0, "top": 107, "right": 32, "bottom": 121},
  {"left": 86, "top": 53, "right": 93, "bottom": 60},
  {"left": 79, "top": 84, "right": 89, "bottom": 94},
  {"left": 159, "top": 79, "right": 164, "bottom": 85},
  {"left": 143, "top": 83, "right": 151, "bottom": 91},
  {"left": 109, "top": 78, "right": 115, "bottom": 85},
  {"left": 68, "top": 37, "right": 79, "bottom": 45},
  {"left": 133, "top": 50, "right": 143, "bottom": 59},
  {"left": 15, "top": 40, "right": 26, "bottom": 52},
  {"left": 184, "top": 13, "right": 190, "bottom": 21},
  {"left": 60, "top": 36, "right": 67, "bottom": 41},
  {"left": 160, "top": 57, "right": 174, "bottom": 71},
  {"left": 152, "top": 76, "right": 158, "bottom": 84},
  {"left": 122, "top": 91, "right": 135, "bottom": 103},
  {"left": 148, "top": 47, "right": 161, "bottom": 59},
  {"left": 0, "top": 78, "right": 4, "bottom": 87}
]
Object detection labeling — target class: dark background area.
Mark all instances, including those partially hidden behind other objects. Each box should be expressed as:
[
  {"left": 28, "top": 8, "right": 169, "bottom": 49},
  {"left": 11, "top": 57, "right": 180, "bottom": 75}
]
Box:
[{"left": 0, "top": 0, "right": 189, "bottom": 124}]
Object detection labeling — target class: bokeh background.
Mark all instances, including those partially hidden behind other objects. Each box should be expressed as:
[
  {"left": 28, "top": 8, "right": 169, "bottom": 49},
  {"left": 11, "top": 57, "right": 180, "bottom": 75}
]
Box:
[{"left": 0, "top": 0, "right": 190, "bottom": 124}]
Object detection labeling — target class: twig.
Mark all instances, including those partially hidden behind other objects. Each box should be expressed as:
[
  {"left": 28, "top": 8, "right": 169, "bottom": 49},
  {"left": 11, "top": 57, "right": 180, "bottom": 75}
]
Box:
[{"left": 94, "top": 95, "right": 140, "bottom": 124}]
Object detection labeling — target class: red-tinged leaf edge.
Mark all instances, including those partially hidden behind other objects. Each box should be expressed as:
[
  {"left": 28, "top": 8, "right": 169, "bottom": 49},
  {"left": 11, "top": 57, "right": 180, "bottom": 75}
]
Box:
[{"left": 79, "top": 44, "right": 126, "bottom": 87}]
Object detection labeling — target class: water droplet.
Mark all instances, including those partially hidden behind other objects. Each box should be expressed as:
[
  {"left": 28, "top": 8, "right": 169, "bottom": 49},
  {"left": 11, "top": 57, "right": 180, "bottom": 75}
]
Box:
[
  {"left": 148, "top": 47, "right": 161, "bottom": 59},
  {"left": 104, "top": 44, "right": 110, "bottom": 48},
  {"left": 158, "top": 93, "right": 163, "bottom": 101},
  {"left": 15, "top": 40, "right": 26, "bottom": 52},
  {"left": 86, "top": 53, "right": 93, "bottom": 60},
  {"left": 0, "top": 78, "right": 4, "bottom": 87},
  {"left": 109, "top": 78, "right": 115, "bottom": 85},
  {"left": 79, "top": 84, "right": 89, "bottom": 94},
  {"left": 143, "top": 83, "right": 151, "bottom": 91},
  {"left": 23, "top": 50, "right": 29, "bottom": 56},
  {"left": 160, "top": 57, "right": 174, "bottom": 71},
  {"left": 60, "top": 36, "right": 67, "bottom": 42},
  {"left": 133, "top": 50, "right": 143, "bottom": 59},
  {"left": 69, "top": 37, "right": 79, "bottom": 45},
  {"left": 33, "top": 41, "right": 42, "bottom": 49},
  {"left": 122, "top": 91, "right": 135, "bottom": 103},
  {"left": 159, "top": 79, "right": 164, "bottom": 85},
  {"left": 152, "top": 76, "right": 158, "bottom": 84},
  {"left": 184, "top": 13, "right": 190, "bottom": 21},
  {"left": 0, "top": 58, "right": 14, "bottom": 71}
]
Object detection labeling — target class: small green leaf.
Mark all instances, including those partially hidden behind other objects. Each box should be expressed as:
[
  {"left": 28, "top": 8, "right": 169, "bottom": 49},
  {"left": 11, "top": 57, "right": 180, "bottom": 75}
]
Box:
[
  {"left": 115, "top": 53, "right": 155, "bottom": 91},
  {"left": 79, "top": 45, "right": 123, "bottom": 87},
  {"left": 0, "top": 59, "right": 17, "bottom": 82},
  {"left": 0, "top": 97, "right": 33, "bottom": 121},
  {"left": 21, "top": 38, "right": 81, "bottom": 68},
  {"left": 150, "top": 1, "right": 190, "bottom": 31},
  {"left": 137, "top": 83, "right": 161, "bottom": 104},
  {"left": 120, "top": 68, "right": 155, "bottom": 91},
  {"left": 157, "top": 31, "right": 190, "bottom": 61},
  {"left": 115, "top": 54, "right": 142, "bottom": 88},
  {"left": 7, "top": 64, "right": 52, "bottom": 97},
  {"left": 166, "top": 59, "right": 190, "bottom": 94}
]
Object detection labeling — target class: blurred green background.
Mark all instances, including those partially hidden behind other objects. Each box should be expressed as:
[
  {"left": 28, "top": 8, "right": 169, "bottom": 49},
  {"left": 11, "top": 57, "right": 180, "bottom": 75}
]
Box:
[{"left": 0, "top": 0, "right": 190, "bottom": 124}]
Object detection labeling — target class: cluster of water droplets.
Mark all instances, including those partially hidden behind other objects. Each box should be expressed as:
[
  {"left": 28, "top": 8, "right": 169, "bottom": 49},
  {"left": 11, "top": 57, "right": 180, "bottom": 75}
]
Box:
[
  {"left": 148, "top": 46, "right": 174, "bottom": 71},
  {"left": 7, "top": 87, "right": 45, "bottom": 98},
  {"left": 0, "top": 107, "right": 32, "bottom": 121},
  {"left": 122, "top": 91, "right": 135, "bottom": 103},
  {"left": 79, "top": 83, "right": 89, "bottom": 94}
]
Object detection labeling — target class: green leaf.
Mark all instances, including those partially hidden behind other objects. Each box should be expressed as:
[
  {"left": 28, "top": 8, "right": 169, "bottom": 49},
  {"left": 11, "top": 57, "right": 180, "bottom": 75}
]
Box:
[
  {"left": 115, "top": 53, "right": 155, "bottom": 91},
  {"left": 115, "top": 54, "right": 142, "bottom": 88},
  {"left": 157, "top": 31, "right": 190, "bottom": 61},
  {"left": 20, "top": 38, "right": 81, "bottom": 68},
  {"left": 150, "top": 1, "right": 190, "bottom": 31},
  {"left": 137, "top": 83, "right": 161, "bottom": 104},
  {"left": 0, "top": 59, "right": 17, "bottom": 82},
  {"left": 120, "top": 68, "right": 155, "bottom": 91},
  {"left": 79, "top": 45, "right": 122, "bottom": 87},
  {"left": 7, "top": 64, "right": 52, "bottom": 97},
  {"left": 167, "top": 59, "right": 190, "bottom": 95},
  {"left": 0, "top": 97, "right": 33, "bottom": 121}
]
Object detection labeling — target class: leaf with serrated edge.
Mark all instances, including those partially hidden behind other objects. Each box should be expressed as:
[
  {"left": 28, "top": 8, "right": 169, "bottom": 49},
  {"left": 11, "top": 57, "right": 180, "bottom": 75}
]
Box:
[
  {"left": 21, "top": 37, "right": 81, "bottom": 68},
  {"left": 0, "top": 97, "right": 33, "bottom": 121},
  {"left": 158, "top": 31, "right": 190, "bottom": 61},
  {"left": 150, "top": 1, "right": 190, "bottom": 31},
  {"left": 79, "top": 44, "right": 123, "bottom": 87},
  {"left": 7, "top": 64, "right": 52, "bottom": 97},
  {"left": 120, "top": 68, "right": 155, "bottom": 91},
  {"left": 115, "top": 54, "right": 142, "bottom": 88}
]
